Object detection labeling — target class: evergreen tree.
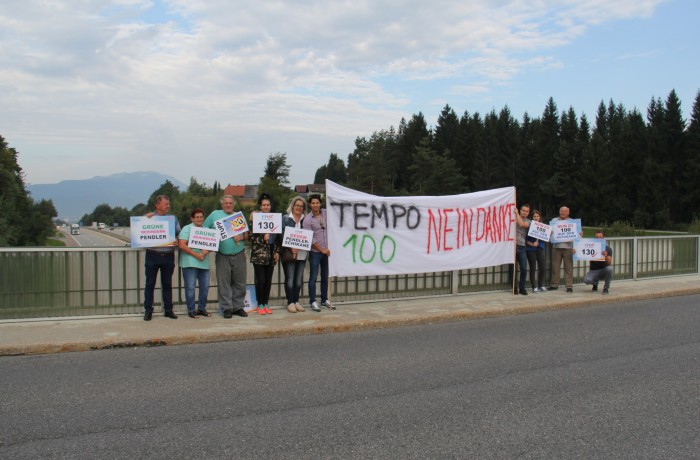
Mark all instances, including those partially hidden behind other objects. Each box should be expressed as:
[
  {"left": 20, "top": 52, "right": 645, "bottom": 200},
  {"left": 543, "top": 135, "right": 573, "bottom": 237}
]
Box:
[
  {"left": 662, "top": 90, "right": 687, "bottom": 222},
  {"left": 313, "top": 153, "right": 347, "bottom": 184},
  {"left": 453, "top": 111, "right": 483, "bottom": 192},
  {"left": 395, "top": 113, "right": 430, "bottom": 191},
  {"left": 408, "top": 139, "right": 466, "bottom": 195},
  {"left": 433, "top": 104, "right": 459, "bottom": 156},
  {"left": 534, "top": 97, "right": 561, "bottom": 215},
  {"left": 682, "top": 91, "right": 700, "bottom": 218}
]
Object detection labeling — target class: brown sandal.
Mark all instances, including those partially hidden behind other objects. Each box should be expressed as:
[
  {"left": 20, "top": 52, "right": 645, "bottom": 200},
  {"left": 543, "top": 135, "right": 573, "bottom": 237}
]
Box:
[{"left": 196, "top": 309, "right": 212, "bottom": 317}]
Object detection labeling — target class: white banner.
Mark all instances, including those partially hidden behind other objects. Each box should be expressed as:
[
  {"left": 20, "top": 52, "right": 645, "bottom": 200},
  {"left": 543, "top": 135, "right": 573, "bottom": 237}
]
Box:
[
  {"left": 251, "top": 212, "right": 282, "bottom": 234},
  {"left": 527, "top": 220, "right": 551, "bottom": 242},
  {"left": 326, "top": 181, "right": 516, "bottom": 277}
]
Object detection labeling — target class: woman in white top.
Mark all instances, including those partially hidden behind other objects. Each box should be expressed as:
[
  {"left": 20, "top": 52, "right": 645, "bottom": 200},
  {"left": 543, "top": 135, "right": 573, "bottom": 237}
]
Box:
[{"left": 281, "top": 196, "right": 308, "bottom": 313}]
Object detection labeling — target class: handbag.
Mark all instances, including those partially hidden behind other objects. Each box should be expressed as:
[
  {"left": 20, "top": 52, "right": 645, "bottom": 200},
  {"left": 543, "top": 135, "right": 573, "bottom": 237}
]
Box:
[{"left": 281, "top": 248, "right": 296, "bottom": 263}]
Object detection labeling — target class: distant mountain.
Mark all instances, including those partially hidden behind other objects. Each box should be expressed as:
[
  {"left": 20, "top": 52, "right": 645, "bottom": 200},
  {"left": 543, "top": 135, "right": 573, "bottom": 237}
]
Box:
[{"left": 27, "top": 171, "right": 187, "bottom": 221}]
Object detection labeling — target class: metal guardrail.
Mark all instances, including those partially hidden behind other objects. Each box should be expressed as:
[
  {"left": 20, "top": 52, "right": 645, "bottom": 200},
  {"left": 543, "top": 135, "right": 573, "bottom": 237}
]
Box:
[{"left": 1, "top": 236, "right": 698, "bottom": 319}]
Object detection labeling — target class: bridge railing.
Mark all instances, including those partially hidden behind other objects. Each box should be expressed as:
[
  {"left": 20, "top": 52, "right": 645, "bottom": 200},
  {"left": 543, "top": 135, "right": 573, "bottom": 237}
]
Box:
[{"left": 1, "top": 235, "right": 697, "bottom": 319}]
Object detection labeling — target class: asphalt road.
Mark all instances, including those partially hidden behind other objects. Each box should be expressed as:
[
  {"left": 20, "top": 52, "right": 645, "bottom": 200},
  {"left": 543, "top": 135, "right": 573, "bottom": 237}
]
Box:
[
  {"left": 58, "top": 227, "right": 129, "bottom": 247},
  {"left": 1, "top": 296, "right": 698, "bottom": 459}
]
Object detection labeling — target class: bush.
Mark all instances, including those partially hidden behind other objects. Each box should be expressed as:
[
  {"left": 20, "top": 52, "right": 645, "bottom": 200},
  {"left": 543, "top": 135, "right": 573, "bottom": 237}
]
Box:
[
  {"left": 603, "top": 221, "right": 640, "bottom": 237},
  {"left": 687, "top": 219, "right": 700, "bottom": 235}
]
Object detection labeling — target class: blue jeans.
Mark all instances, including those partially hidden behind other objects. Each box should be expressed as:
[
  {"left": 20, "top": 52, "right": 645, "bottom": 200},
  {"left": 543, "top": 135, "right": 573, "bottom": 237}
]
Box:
[
  {"left": 283, "top": 259, "right": 306, "bottom": 304},
  {"left": 308, "top": 251, "right": 328, "bottom": 304},
  {"left": 181, "top": 267, "right": 210, "bottom": 313},
  {"left": 584, "top": 266, "right": 613, "bottom": 290},
  {"left": 516, "top": 246, "right": 528, "bottom": 291},
  {"left": 144, "top": 251, "right": 175, "bottom": 313}
]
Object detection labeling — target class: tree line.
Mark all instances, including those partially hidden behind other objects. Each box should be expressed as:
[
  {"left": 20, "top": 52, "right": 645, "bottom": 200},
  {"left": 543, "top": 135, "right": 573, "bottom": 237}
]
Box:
[
  {"left": 0, "top": 135, "right": 57, "bottom": 246},
  {"left": 314, "top": 89, "right": 700, "bottom": 229}
]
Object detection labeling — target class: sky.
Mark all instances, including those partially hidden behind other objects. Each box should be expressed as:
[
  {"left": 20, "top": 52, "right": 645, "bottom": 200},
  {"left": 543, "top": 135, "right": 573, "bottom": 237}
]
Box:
[{"left": 2, "top": 0, "right": 699, "bottom": 189}]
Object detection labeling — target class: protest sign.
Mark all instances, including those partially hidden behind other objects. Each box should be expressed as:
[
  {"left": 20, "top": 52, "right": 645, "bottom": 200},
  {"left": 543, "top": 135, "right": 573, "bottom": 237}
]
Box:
[
  {"left": 527, "top": 220, "right": 551, "bottom": 242},
  {"left": 130, "top": 216, "right": 176, "bottom": 248},
  {"left": 252, "top": 212, "right": 282, "bottom": 234},
  {"left": 214, "top": 211, "right": 248, "bottom": 241},
  {"left": 187, "top": 226, "right": 219, "bottom": 252},
  {"left": 326, "top": 180, "right": 516, "bottom": 277},
  {"left": 574, "top": 238, "right": 606, "bottom": 261},
  {"left": 550, "top": 219, "right": 582, "bottom": 243},
  {"left": 282, "top": 226, "right": 313, "bottom": 251}
]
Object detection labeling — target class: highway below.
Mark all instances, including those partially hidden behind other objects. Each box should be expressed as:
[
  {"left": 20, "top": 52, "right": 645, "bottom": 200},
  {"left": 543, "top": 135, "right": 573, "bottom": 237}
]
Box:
[
  {"left": 58, "top": 227, "right": 130, "bottom": 247},
  {"left": 0, "top": 295, "right": 698, "bottom": 458}
]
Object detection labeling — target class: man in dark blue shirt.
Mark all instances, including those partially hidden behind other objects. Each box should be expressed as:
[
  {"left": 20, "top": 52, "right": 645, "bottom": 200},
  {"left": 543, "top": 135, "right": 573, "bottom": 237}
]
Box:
[{"left": 583, "top": 230, "right": 613, "bottom": 295}]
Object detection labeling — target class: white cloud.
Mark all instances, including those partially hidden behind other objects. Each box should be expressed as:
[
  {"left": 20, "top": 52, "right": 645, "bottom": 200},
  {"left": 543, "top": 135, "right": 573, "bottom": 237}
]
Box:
[{"left": 0, "top": 0, "right": 675, "bottom": 188}]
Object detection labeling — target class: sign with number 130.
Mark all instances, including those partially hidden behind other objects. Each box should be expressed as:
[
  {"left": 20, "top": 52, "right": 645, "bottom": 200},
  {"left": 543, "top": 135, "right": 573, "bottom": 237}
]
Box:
[{"left": 252, "top": 212, "right": 282, "bottom": 234}]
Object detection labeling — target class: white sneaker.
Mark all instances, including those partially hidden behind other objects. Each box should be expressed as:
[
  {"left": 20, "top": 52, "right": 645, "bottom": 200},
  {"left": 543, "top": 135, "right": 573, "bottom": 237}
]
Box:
[
  {"left": 533, "top": 287, "right": 541, "bottom": 293},
  {"left": 310, "top": 301, "right": 321, "bottom": 312},
  {"left": 539, "top": 286, "right": 547, "bottom": 292},
  {"left": 322, "top": 300, "right": 335, "bottom": 310},
  {"left": 294, "top": 303, "right": 305, "bottom": 312}
]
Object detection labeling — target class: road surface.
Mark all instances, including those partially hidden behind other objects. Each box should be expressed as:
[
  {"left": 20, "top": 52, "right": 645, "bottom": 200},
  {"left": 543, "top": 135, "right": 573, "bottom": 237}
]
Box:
[{"left": 0, "top": 295, "right": 698, "bottom": 458}]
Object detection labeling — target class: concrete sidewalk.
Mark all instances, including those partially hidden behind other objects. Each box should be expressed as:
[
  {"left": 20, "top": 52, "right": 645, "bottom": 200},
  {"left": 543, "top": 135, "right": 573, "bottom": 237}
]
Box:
[{"left": 1, "top": 275, "right": 699, "bottom": 356}]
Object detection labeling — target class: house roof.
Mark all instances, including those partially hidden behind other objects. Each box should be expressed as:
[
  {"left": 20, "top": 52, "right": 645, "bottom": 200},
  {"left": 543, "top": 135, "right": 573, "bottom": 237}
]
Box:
[{"left": 223, "top": 185, "right": 246, "bottom": 197}]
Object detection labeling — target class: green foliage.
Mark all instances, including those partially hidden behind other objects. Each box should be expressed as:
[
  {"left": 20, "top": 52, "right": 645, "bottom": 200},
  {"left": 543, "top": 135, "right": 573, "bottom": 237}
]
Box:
[
  {"left": 314, "top": 153, "right": 347, "bottom": 184},
  {"left": 259, "top": 153, "right": 294, "bottom": 213},
  {"left": 314, "top": 88, "right": 700, "bottom": 230},
  {"left": 602, "top": 221, "right": 640, "bottom": 237},
  {"left": 0, "top": 135, "right": 57, "bottom": 246},
  {"left": 263, "top": 152, "right": 291, "bottom": 186},
  {"left": 687, "top": 218, "right": 700, "bottom": 235}
]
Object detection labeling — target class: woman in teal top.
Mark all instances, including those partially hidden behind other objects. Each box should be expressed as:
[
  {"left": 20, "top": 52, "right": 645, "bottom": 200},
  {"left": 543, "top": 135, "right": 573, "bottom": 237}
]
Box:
[{"left": 178, "top": 208, "right": 212, "bottom": 318}]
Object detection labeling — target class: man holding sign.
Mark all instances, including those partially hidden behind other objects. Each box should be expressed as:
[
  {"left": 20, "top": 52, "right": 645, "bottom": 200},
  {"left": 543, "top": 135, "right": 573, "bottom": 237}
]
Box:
[
  {"left": 549, "top": 206, "right": 580, "bottom": 293},
  {"left": 583, "top": 230, "right": 613, "bottom": 295},
  {"left": 142, "top": 195, "right": 180, "bottom": 321},
  {"left": 204, "top": 195, "right": 249, "bottom": 319}
]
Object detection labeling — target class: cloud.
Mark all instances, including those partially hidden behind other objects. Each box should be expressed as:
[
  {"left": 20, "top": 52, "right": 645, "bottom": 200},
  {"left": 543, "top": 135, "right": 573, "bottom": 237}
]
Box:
[{"left": 0, "top": 0, "right": 671, "bottom": 187}]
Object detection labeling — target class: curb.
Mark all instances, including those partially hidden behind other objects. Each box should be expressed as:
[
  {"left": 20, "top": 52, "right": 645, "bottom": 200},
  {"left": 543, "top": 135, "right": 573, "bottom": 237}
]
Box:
[{"left": 2, "top": 287, "right": 698, "bottom": 357}]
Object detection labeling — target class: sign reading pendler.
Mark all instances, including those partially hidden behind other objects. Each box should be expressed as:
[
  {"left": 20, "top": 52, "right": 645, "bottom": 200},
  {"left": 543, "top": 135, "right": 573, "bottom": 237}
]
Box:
[
  {"left": 188, "top": 226, "right": 219, "bottom": 252},
  {"left": 282, "top": 227, "right": 313, "bottom": 251},
  {"left": 527, "top": 220, "right": 551, "bottom": 242},
  {"left": 130, "top": 215, "right": 176, "bottom": 248}
]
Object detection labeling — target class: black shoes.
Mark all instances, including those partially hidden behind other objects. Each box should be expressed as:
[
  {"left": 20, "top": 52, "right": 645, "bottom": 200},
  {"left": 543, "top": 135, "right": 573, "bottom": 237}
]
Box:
[
  {"left": 187, "top": 311, "right": 197, "bottom": 319},
  {"left": 164, "top": 311, "right": 178, "bottom": 319},
  {"left": 519, "top": 289, "right": 528, "bottom": 295},
  {"left": 549, "top": 286, "right": 558, "bottom": 290},
  {"left": 223, "top": 309, "right": 247, "bottom": 318},
  {"left": 144, "top": 311, "right": 152, "bottom": 321},
  {"left": 566, "top": 288, "right": 573, "bottom": 293},
  {"left": 592, "top": 284, "right": 598, "bottom": 292}
]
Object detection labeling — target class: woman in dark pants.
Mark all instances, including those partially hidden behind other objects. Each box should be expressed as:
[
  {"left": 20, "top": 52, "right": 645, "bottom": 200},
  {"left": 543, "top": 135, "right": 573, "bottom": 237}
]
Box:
[
  {"left": 281, "top": 196, "right": 308, "bottom": 313},
  {"left": 526, "top": 210, "right": 547, "bottom": 293},
  {"left": 249, "top": 193, "right": 280, "bottom": 315}
]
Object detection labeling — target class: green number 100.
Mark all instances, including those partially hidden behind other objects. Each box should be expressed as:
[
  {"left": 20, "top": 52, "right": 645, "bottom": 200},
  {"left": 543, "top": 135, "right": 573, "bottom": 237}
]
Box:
[{"left": 343, "top": 234, "right": 397, "bottom": 264}]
